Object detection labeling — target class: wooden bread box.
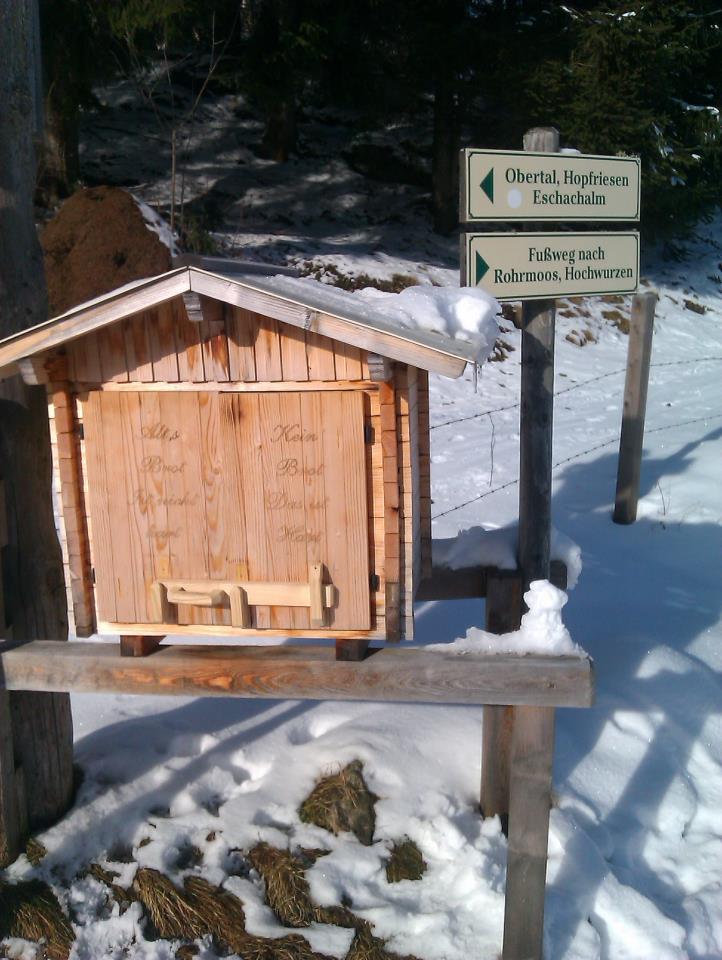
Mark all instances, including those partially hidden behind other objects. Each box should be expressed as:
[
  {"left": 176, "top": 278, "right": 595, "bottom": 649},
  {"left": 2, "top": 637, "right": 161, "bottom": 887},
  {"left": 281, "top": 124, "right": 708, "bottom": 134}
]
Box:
[{"left": 0, "top": 261, "right": 487, "bottom": 658}]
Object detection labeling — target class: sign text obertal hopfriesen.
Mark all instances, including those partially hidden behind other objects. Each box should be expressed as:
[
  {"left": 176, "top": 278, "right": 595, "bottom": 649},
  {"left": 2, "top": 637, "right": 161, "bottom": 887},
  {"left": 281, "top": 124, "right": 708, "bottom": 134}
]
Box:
[{"left": 461, "top": 149, "right": 641, "bottom": 222}]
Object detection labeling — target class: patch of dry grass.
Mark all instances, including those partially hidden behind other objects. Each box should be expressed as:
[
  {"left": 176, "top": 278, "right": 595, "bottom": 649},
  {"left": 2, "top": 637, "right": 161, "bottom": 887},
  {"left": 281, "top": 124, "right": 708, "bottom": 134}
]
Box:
[
  {"left": 299, "top": 760, "right": 377, "bottom": 846},
  {"left": 299, "top": 262, "right": 418, "bottom": 293},
  {"left": 565, "top": 328, "right": 597, "bottom": 347},
  {"left": 346, "top": 919, "right": 420, "bottom": 960},
  {"left": 249, "top": 842, "right": 315, "bottom": 927},
  {"left": 133, "top": 868, "right": 206, "bottom": 940},
  {"left": 86, "top": 863, "right": 136, "bottom": 911},
  {"left": 25, "top": 838, "right": 47, "bottom": 867},
  {"left": 385, "top": 840, "right": 426, "bottom": 884},
  {"left": 489, "top": 338, "right": 515, "bottom": 362},
  {"left": 602, "top": 308, "right": 629, "bottom": 333},
  {"left": 0, "top": 879, "right": 74, "bottom": 960},
  {"left": 131, "top": 868, "right": 334, "bottom": 959}
]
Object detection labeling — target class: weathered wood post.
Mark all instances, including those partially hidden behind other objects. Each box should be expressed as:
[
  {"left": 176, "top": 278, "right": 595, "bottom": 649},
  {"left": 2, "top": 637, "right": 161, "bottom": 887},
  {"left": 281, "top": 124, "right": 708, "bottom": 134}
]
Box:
[
  {"left": 613, "top": 291, "right": 657, "bottom": 524},
  {"left": 0, "top": 482, "right": 21, "bottom": 865},
  {"left": 0, "top": 0, "right": 75, "bottom": 865},
  {"left": 480, "top": 572, "right": 521, "bottom": 821},
  {"left": 502, "top": 126, "right": 560, "bottom": 960}
]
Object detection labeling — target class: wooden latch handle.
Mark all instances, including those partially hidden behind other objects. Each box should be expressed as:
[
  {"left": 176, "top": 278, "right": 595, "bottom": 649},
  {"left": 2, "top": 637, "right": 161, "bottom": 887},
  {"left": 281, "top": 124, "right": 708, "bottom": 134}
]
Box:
[{"left": 166, "top": 587, "right": 226, "bottom": 607}]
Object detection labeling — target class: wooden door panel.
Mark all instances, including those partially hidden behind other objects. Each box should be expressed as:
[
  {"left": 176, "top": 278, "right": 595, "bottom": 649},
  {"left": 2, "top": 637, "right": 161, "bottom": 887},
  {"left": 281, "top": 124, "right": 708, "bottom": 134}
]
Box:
[{"left": 85, "top": 389, "right": 370, "bottom": 631}]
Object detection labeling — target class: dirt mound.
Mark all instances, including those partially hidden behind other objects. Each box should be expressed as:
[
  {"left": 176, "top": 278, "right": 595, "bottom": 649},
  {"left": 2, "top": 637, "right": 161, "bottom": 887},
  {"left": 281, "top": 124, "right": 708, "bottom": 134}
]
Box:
[{"left": 41, "top": 186, "right": 172, "bottom": 317}]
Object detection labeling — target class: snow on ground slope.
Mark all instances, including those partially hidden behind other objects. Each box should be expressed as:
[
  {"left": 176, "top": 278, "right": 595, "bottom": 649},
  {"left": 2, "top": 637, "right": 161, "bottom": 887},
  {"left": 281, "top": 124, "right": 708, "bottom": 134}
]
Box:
[{"left": 6, "top": 88, "right": 721, "bottom": 958}]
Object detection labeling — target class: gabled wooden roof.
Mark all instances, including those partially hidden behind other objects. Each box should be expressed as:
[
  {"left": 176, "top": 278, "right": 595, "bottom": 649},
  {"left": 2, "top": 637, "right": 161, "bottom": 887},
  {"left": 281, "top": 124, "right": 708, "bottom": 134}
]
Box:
[{"left": 0, "top": 265, "right": 484, "bottom": 379}]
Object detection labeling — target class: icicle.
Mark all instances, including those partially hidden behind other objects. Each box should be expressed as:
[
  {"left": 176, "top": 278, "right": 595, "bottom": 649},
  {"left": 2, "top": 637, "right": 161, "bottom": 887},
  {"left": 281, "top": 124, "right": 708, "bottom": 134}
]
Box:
[{"left": 473, "top": 362, "right": 480, "bottom": 393}]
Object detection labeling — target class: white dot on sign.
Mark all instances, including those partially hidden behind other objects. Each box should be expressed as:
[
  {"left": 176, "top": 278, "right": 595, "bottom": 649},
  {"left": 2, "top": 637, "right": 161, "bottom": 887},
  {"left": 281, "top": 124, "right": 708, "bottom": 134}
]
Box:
[{"left": 507, "top": 189, "right": 522, "bottom": 209}]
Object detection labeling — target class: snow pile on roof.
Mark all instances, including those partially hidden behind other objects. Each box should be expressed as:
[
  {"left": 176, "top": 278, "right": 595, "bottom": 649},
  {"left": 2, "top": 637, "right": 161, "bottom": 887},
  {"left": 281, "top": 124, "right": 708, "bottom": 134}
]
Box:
[
  {"left": 357, "top": 284, "right": 499, "bottom": 355},
  {"left": 268, "top": 275, "right": 499, "bottom": 362},
  {"left": 428, "top": 580, "right": 585, "bottom": 656}
]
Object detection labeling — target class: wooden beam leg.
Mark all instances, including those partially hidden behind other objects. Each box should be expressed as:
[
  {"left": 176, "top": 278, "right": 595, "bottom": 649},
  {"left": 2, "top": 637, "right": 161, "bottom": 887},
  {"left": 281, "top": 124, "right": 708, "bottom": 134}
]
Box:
[
  {"left": 502, "top": 705, "right": 555, "bottom": 960},
  {"left": 481, "top": 706, "right": 514, "bottom": 825},
  {"left": 334, "top": 638, "right": 371, "bottom": 662},
  {"left": 119, "top": 635, "right": 163, "bottom": 658},
  {"left": 150, "top": 582, "right": 174, "bottom": 624},
  {"left": 228, "top": 586, "right": 251, "bottom": 628},
  {"left": 481, "top": 573, "right": 522, "bottom": 821}
]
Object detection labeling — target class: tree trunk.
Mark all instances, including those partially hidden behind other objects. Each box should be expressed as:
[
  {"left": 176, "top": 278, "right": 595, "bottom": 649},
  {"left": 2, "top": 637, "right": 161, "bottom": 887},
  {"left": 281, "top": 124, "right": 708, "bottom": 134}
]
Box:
[
  {"left": 432, "top": 68, "right": 459, "bottom": 235},
  {"left": 257, "top": 0, "right": 299, "bottom": 163},
  {"left": 261, "top": 96, "right": 297, "bottom": 163},
  {"left": 0, "top": 0, "right": 74, "bottom": 866},
  {"left": 39, "top": 83, "right": 80, "bottom": 203}
]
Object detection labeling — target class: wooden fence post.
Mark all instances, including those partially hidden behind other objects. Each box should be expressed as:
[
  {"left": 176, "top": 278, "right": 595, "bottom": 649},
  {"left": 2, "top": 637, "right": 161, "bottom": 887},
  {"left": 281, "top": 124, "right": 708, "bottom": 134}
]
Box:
[
  {"left": 502, "top": 126, "right": 560, "bottom": 960},
  {"left": 613, "top": 291, "right": 657, "bottom": 524}
]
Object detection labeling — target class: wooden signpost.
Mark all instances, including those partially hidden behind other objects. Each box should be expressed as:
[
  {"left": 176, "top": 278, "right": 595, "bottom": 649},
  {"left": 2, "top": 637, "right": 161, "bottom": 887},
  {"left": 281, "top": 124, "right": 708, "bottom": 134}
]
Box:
[{"left": 460, "top": 127, "right": 639, "bottom": 960}]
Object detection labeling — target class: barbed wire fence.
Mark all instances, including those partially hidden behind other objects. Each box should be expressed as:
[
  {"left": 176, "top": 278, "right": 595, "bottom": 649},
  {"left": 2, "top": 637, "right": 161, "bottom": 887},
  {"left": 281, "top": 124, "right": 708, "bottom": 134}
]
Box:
[
  {"left": 431, "top": 355, "right": 722, "bottom": 520},
  {"left": 430, "top": 357, "right": 722, "bottom": 433}
]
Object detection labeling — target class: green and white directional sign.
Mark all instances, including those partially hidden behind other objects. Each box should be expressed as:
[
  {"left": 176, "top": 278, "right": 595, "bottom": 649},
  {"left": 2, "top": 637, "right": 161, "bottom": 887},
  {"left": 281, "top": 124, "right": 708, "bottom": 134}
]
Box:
[
  {"left": 462, "top": 232, "right": 640, "bottom": 301},
  {"left": 461, "top": 149, "right": 641, "bottom": 222}
]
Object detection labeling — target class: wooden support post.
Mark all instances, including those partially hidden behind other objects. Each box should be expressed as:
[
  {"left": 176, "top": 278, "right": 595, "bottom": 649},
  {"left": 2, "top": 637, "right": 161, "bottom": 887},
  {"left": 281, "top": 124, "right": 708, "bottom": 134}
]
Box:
[
  {"left": 508, "top": 127, "right": 560, "bottom": 959},
  {"left": 334, "top": 637, "right": 371, "bottom": 661},
  {"left": 119, "top": 636, "right": 163, "bottom": 658},
  {"left": 379, "top": 380, "right": 401, "bottom": 642},
  {"left": 518, "top": 126, "right": 559, "bottom": 589},
  {"left": 481, "top": 573, "right": 522, "bottom": 823},
  {"left": 502, "top": 706, "right": 556, "bottom": 960},
  {"left": 613, "top": 291, "right": 657, "bottom": 524},
  {"left": 0, "top": 691, "right": 20, "bottom": 866},
  {"left": 48, "top": 377, "right": 95, "bottom": 636}
]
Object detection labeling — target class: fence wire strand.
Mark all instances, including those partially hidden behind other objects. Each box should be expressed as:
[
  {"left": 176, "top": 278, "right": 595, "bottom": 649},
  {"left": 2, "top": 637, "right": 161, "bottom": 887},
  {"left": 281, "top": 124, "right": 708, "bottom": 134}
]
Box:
[
  {"left": 432, "top": 411, "right": 722, "bottom": 520},
  {"left": 430, "top": 356, "right": 722, "bottom": 432}
]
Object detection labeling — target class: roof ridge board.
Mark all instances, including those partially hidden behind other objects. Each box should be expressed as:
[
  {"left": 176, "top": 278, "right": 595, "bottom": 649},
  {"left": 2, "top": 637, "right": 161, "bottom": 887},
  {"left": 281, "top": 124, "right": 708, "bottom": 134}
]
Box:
[{"left": 188, "top": 266, "right": 479, "bottom": 365}]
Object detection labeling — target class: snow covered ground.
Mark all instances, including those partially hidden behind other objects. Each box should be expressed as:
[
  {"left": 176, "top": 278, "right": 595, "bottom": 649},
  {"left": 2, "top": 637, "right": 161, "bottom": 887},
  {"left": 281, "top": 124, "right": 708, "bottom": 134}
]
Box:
[{"left": 5, "top": 88, "right": 722, "bottom": 959}]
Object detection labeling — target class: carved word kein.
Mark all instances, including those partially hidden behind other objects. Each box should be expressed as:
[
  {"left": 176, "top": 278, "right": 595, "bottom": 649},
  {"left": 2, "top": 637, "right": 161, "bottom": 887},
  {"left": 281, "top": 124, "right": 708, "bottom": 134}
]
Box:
[{"left": 272, "top": 423, "right": 318, "bottom": 443}]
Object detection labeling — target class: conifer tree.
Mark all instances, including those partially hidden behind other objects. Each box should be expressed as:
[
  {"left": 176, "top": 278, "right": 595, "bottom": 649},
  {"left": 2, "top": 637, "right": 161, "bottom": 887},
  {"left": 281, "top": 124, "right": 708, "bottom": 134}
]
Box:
[{"left": 529, "top": 1, "right": 722, "bottom": 232}]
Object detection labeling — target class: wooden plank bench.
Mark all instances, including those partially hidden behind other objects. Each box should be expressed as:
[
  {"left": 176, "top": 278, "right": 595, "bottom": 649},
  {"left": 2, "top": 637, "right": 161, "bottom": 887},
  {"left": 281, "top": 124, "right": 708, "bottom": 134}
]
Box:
[{"left": 0, "top": 638, "right": 593, "bottom": 960}]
